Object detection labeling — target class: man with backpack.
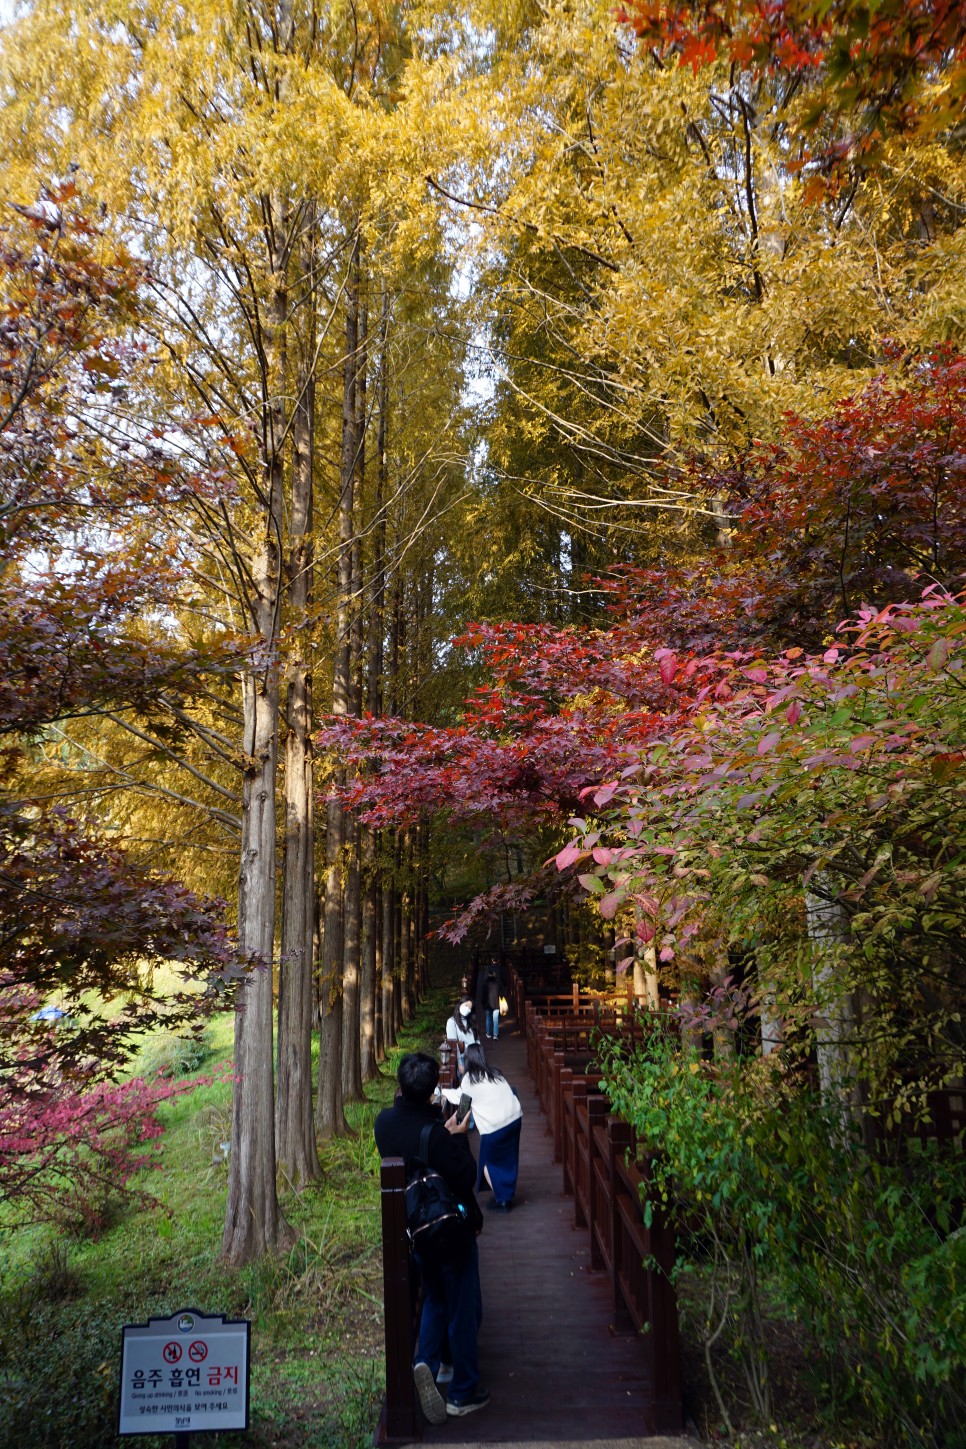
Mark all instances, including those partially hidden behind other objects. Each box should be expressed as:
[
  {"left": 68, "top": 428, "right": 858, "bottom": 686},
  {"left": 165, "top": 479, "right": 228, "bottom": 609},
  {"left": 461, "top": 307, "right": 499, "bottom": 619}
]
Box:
[{"left": 374, "top": 1052, "right": 489, "bottom": 1424}]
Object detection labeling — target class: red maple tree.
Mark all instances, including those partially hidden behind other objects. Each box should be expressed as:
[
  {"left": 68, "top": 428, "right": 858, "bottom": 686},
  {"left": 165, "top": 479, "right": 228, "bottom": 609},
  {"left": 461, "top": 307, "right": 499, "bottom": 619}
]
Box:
[{"left": 320, "top": 348, "right": 966, "bottom": 947}]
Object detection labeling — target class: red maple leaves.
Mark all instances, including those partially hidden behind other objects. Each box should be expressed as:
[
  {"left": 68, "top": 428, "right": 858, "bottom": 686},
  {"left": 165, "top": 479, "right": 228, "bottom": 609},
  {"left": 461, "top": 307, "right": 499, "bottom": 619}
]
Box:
[{"left": 322, "top": 345, "right": 966, "bottom": 962}]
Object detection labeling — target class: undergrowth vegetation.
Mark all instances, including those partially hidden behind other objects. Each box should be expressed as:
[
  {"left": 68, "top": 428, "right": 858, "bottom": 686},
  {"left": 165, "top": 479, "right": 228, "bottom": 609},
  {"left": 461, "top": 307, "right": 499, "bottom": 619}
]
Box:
[
  {"left": 0, "top": 992, "right": 449, "bottom": 1449},
  {"left": 601, "top": 1026, "right": 966, "bottom": 1449}
]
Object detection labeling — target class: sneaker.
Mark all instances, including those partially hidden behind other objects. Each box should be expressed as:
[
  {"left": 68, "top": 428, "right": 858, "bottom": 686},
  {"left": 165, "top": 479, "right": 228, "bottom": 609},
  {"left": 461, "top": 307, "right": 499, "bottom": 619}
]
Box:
[
  {"left": 447, "top": 1387, "right": 491, "bottom": 1417},
  {"left": 414, "top": 1362, "right": 447, "bottom": 1425},
  {"left": 436, "top": 1363, "right": 453, "bottom": 1385}
]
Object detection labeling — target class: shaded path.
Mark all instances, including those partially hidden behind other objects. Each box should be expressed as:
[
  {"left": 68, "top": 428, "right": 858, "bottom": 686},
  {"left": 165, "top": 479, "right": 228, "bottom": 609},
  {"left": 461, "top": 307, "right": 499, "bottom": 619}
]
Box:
[{"left": 418, "top": 1021, "right": 691, "bottom": 1446}]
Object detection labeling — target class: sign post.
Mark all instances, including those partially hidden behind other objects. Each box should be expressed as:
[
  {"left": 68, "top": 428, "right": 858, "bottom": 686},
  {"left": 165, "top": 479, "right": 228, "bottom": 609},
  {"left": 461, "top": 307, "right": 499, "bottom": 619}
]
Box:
[{"left": 118, "top": 1309, "right": 250, "bottom": 1445}]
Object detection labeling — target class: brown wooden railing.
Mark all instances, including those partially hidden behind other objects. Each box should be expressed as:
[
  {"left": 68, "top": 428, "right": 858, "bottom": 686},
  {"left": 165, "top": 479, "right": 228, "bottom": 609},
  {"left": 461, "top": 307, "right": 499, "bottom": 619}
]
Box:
[
  {"left": 376, "top": 1158, "right": 417, "bottom": 1445},
  {"left": 516, "top": 978, "right": 684, "bottom": 1434}
]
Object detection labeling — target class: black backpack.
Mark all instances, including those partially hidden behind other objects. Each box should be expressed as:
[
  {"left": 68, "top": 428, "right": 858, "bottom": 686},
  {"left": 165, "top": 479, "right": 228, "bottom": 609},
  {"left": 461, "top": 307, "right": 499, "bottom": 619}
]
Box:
[{"left": 405, "top": 1123, "right": 473, "bottom": 1261}]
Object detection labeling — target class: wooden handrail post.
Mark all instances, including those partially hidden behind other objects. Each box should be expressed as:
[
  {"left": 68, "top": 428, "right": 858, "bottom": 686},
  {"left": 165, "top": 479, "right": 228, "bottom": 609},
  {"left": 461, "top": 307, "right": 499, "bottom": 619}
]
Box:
[
  {"left": 606, "top": 1116, "right": 635, "bottom": 1326},
  {"left": 572, "top": 1080, "right": 588, "bottom": 1227},
  {"left": 587, "top": 1095, "right": 608, "bottom": 1270},
  {"left": 642, "top": 1155, "right": 683, "bottom": 1432},
  {"left": 551, "top": 1051, "right": 565, "bottom": 1160},
  {"left": 378, "top": 1157, "right": 418, "bottom": 1443},
  {"left": 558, "top": 1066, "right": 573, "bottom": 1187}
]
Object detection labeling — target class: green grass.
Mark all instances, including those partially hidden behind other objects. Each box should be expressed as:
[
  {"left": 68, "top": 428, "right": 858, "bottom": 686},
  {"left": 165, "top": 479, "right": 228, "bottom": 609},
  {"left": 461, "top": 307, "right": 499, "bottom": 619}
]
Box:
[{"left": 0, "top": 984, "right": 454, "bottom": 1449}]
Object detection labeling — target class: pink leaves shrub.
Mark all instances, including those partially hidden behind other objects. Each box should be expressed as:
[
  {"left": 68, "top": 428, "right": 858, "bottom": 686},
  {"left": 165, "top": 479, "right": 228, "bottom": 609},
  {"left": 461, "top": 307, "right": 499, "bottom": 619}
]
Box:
[{"left": 0, "top": 1066, "right": 220, "bottom": 1236}]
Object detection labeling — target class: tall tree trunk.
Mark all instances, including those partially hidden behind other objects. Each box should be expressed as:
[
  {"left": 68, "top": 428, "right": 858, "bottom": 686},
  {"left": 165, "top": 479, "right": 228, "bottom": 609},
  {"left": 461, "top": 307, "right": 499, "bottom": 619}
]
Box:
[
  {"left": 394, "top": 832, "right": 407, "bottom": 1027},
  {"left": 805, "top": 878, "right": 859, "bottom": 1113},
  {"left": 371, "top": 862, "right": 384, "bottom": 1064},
  {"left": 341, "top": 808, "right": 364, "bottom": 1101},
  {"left": 365, "top": 291, "right": 390, "bottom": 1075},
  {"left": 381, "top": 862, "right": 396, "bottom": 1051},
  {"left": 317, "top": 228, "right": 360, "bottom": 1138},
  {"left": 275, "top": 226, "right": 319, "bottom": 1186},
  {"left": 633, "top": 944, "right": 660, "bottom": 1010},
  {"left": 400, "top": 827, "right": 414, "bottom": 1020},
  {"left": 223, "top": 220, "right": 289, "bottom": 1263},
  {"left": 368, "top": 290, "right": 389, "bottom": 719},
  {"left": 341, "top": 286, "right": 367, "bottom": 1104},
  {"left": 360, "top": 826, "right": 377, "bottom": 1081},
  {"left": 416, "top": 822, "right": 430, "bottom": 995}
]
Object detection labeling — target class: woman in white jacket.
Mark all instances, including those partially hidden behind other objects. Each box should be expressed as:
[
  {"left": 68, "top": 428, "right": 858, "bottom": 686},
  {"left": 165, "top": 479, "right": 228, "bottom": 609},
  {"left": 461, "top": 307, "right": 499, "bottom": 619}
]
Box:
[
  {"left": 444, "top": 999, "right": 480, "bottom": 1077},
  {"left": 443, "top": 1043, "right": 522, "bottom": 1211}
]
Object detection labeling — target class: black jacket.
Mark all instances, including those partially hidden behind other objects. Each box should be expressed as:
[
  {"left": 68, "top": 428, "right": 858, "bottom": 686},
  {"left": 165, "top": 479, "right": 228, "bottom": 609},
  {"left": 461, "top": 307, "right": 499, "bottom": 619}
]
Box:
[
  {"left": 477, "top": 963, "right": 504, "bottom": 1012},
  {"left": 374, "top": 1098, "right": 478, "bottom": 1214}
]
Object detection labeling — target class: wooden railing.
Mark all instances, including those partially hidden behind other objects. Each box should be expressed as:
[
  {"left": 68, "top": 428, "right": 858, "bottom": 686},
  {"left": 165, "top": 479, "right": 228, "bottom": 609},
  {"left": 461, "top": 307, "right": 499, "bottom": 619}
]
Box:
[
  {"left": 376, "top": 1157, "right": 417, "bottom": 1445},
  {"left": 524, "top": 993, "right": 684, "bottom": 1433}
]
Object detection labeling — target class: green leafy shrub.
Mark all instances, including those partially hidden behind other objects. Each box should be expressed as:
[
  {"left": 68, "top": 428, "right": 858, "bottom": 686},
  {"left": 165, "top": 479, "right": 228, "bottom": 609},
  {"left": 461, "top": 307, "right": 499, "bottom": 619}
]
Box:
[
  {"left": 0, "top": 1296, "right": 118, "bottom": 1448},
  {"left": 601, "top": 1024, "right": 966, "bottom": 1447},
  {"left": 23, "top": 1238, "right": 84, "bottom": 1303},
  {"left": 136, "top": 1028, "right": 213, "bottom": 1080}
]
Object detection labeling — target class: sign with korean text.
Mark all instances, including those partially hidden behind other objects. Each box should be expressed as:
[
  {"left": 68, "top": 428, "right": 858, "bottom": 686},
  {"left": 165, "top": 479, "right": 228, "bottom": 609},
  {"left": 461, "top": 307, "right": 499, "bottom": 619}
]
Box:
[{"left": 118, "top": 1309, "right": 250, "bottom": 1437}]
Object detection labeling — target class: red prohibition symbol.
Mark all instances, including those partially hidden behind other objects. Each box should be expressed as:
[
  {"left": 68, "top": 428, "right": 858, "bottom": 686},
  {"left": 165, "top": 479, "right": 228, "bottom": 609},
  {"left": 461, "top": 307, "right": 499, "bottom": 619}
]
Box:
[
  {"left": 162, "top": 1342, "right": 182, "bottom": 1364},
  {"left": 188, "top": 1341, "right": 208, "bottom": 1363}
]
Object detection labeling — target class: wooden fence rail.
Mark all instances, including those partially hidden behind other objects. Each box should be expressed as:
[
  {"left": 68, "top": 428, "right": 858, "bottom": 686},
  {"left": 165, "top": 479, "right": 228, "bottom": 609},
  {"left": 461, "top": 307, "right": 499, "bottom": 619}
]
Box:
[
  {"left": 377, "top": 1157, "right": 417, "bottom": 1445},
  {"left": 518, "top": 980, "right": 684, "bottom": 1434}
]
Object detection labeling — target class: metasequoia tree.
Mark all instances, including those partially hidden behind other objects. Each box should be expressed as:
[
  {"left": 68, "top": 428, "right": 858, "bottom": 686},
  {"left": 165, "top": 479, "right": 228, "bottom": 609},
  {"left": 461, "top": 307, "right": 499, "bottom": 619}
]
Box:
[
  {"left": 444, "top": 0, "right": 965, "bottom": 584},
  {"left": 276, "top": 202, "right": 321, "bottom": 1189},
  {"left": 1, "top": 0, "right": 491, "bottom": 1242},
  {"left": 316, "top": 229, "right": 472, "bottom": 1122}
]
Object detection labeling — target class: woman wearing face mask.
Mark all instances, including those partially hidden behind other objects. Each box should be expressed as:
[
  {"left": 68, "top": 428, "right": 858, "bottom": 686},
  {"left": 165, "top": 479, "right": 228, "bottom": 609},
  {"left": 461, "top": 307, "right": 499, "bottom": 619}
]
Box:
[{"left": 445, "top": 999, "right": 480, "bottom": 1077}]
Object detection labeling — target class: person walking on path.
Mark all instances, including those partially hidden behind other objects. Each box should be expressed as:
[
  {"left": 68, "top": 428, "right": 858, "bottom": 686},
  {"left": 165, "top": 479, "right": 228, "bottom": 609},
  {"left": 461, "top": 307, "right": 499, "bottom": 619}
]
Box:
[
  {"left": 443, "top": 1043, "right": 522, "bottom": 1211},
  {"left": 374, "top": 1053, "right": 490, "bottom": 1423},
  {"left": 476, "top": 958, "right": 505, "bottom": 1041}
]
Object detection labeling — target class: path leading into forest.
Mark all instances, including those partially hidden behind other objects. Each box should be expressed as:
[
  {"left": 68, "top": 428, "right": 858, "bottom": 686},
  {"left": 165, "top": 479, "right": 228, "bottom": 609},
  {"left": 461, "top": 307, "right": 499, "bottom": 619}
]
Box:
[{"left": 413, "top": 1018, "right": 694, "bottom": 1449}]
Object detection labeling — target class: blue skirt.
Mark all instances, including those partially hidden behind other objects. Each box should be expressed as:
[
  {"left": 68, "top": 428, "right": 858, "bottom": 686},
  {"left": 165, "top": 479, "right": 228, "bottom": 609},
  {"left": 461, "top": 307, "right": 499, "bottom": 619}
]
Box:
[{"left": 477, "top": 1118, "right": 522, "bottom": 1204}]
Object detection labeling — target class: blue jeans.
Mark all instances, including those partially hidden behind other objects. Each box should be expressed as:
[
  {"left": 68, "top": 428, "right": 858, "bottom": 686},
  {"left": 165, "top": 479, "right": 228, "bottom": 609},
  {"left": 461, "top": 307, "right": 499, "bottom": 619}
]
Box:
[
  {"left": 414, "top": 1239, "right": 483, "bottom": 1401},
  {"left": 485, "top": 1007, "right": 499, "bottom": 1039}
]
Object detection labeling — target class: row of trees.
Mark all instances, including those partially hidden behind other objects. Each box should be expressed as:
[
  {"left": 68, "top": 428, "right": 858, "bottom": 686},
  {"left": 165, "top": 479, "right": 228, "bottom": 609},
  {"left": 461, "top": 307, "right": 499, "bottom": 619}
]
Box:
[
  {"left": 316, "top": 6, "right": 966, "bottom": 1435},
  {"left": 0, "top": 191, "right": 256, "bottom": 1210},
  {"left": 0, "top": 0, "right": 484, "bottom": 1259},
  {"left": 2, "top": 0, "right": 964, "bottom": 1302}
]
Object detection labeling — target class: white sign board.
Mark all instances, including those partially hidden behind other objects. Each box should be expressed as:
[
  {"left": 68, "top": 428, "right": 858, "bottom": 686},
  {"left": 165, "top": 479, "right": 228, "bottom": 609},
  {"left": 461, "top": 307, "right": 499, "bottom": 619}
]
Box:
[
  {"left": 118, "top": 1309, "right": 250, "bottom": 1437},
  {"left": 543, "top": 944, "right": 557, "bottom": 955}
]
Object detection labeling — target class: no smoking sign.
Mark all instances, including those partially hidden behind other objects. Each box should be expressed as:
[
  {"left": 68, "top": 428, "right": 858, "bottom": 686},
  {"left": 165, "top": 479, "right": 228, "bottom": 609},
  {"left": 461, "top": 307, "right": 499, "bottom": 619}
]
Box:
[{"left": 119, "top": 1308, "right": 250, "bottom": 1437}]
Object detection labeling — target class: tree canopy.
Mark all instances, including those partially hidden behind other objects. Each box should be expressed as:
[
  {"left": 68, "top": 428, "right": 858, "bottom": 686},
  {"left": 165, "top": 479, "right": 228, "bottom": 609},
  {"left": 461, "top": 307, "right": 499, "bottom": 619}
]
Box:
[{"left": 0, "top": 0, "right": 964, "bottom": 1328}]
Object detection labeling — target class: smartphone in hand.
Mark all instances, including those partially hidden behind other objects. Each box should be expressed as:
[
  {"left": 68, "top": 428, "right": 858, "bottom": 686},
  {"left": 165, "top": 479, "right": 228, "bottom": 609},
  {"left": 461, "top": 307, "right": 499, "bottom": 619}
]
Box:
[{"left": 456, "top": 1092, "right": 472, "bottom": 1124}]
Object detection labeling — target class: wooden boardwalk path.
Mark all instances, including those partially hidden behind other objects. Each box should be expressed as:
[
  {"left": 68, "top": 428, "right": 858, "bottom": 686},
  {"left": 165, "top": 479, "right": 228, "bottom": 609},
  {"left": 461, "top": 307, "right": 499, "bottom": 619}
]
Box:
[{"left": 415, "top": 1023, "right": 692, "bottom": 1448}]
